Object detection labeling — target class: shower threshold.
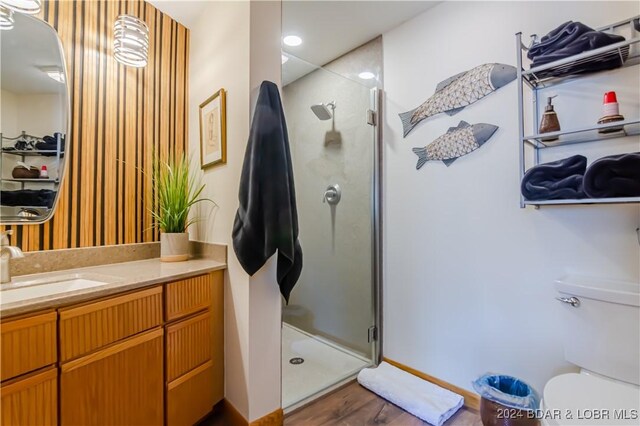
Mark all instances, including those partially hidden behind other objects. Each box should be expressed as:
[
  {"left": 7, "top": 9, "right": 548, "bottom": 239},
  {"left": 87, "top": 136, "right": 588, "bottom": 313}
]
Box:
[{"left": 282, "top": 322, "right": 372, "bottom": 411}]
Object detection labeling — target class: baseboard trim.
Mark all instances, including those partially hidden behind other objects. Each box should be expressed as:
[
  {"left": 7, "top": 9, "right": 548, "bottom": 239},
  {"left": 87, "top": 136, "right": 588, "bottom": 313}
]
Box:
[
  {"left": 221, "top": 399, "right": 284, "bottom": 426},
  {"left": 250, "top": 408, "right": 284, "bottom": 426},
  {"left": 383, "top": 357, "right": 480, "bottom": 411}
]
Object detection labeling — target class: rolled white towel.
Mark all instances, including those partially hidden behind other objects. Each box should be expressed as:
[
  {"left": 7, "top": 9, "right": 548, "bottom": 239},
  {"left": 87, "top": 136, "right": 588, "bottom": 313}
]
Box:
[{"left": 357, "top": 362, "right": 464, "bottom": 426}]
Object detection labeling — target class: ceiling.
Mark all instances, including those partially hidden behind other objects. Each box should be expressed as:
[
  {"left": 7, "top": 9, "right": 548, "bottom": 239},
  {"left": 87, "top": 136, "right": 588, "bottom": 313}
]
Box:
[
  {"left": 1, "top": 13, "right": 67, "bottom": 94},
  {"left": 147, "top": 1, "right": 439, "bottom": 85},
  {"left": 282, "top": 1, "right": 438, "bottom": 83},
  {"left": 146, "top": 0, "right": 205, "bottom": 29}
]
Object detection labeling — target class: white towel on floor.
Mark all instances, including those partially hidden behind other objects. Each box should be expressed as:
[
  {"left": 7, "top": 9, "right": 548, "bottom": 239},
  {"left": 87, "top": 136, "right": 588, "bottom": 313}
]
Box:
[{"left": 357, "top": 362, "right": 464, "bottom": 426}]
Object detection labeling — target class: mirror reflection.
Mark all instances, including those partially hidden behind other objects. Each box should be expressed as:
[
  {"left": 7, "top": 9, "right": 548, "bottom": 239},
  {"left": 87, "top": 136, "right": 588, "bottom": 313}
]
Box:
[{"left": 1, "top": 12, "right": 68, "bottom": 223}]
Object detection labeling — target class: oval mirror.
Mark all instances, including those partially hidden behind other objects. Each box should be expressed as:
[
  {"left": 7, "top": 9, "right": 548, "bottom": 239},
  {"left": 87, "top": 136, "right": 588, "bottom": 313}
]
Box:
[{"left": 1, "top": 12, "right": 69, "bottom": 224}]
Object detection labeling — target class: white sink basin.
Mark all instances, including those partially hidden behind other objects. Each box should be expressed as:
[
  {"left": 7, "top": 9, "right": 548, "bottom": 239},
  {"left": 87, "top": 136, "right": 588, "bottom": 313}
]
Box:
[{"left": 1, "top": 274, "right": 119, "bottom": 305}]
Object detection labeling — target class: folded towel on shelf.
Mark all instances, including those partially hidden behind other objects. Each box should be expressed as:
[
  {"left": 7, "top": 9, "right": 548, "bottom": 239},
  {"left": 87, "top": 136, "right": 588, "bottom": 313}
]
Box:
[
  {"left": 521, "top": 155, "right": 587, "bottom": 201},
  {"left": 357, "top": 362, "right": 464, "bottom": 426},
  {"left": 583, "top": 152, "right": 640, "bottom": 198},
  {"left": 36, "top": 133, "right": 66, "bottom": 156},
  {"left": 1, "top": 189, "right": 56, "bottom": 208},
  {"left": 528, "top": 21, "right": 627, "bottom": 78}
]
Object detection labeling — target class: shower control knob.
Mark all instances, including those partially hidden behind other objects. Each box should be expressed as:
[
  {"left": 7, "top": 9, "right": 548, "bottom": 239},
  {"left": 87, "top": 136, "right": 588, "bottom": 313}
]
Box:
[{"left": 322, "top": 184, "right": 341, "bottom": 205}]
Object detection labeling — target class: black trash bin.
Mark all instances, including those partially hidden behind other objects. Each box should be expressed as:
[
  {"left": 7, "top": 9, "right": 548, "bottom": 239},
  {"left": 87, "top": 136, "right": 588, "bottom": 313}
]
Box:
[{"left": 472, "top": 374, "right": 540, "bottom": 426}]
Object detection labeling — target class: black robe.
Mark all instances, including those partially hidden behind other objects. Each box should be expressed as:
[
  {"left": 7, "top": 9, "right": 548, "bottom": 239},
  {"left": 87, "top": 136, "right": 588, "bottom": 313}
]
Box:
[{"left": 232, "top": 80, "right": 303, "bottom": 303}]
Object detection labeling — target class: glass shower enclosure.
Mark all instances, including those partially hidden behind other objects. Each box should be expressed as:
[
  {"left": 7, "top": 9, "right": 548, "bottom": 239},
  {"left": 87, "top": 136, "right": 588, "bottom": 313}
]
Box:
[{"left": 281, "top": 53, "right": 381, "bottom": 410}]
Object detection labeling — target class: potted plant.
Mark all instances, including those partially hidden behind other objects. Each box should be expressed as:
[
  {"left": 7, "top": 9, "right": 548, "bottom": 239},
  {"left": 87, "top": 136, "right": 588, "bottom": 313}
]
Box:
[{"left": 152, "top": 155, "right": 212, "bottom": 262}]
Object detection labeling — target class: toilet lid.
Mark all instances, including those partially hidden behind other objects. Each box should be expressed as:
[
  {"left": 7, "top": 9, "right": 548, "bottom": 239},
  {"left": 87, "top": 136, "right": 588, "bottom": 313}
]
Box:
[{"left": 544, "top": 373, "right": 640, "bottom": 425}]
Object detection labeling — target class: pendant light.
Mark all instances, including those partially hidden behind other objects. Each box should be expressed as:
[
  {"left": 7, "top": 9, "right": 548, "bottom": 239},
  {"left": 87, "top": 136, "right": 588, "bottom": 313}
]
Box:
[
  {"left": 0, "top": 5, "right": 14, "bottom": 30},
  {"left": 113, "top": 14, "right": 149, "bottom": 68},
  {"left": 0, "top": 0, "right": 41, "bottom": 15}
]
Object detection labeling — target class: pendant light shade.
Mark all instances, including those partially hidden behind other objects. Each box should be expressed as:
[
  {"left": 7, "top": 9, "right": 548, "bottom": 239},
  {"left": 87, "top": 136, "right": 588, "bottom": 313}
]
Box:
[
  {"left": 113, "top": 14, "right": 149, "bottom": 68},
  {"left": 0, "top": 0, "right": 41, "bottom": 14},
  {"left": 0, "top": 5, "right": 14, "bottom": 30}
]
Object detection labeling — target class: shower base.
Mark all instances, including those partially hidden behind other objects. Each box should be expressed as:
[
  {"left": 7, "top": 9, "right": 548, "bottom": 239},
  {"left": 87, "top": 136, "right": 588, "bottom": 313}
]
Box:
[{"left": 282, "top": 322, "right": 371, "bottom": 411}]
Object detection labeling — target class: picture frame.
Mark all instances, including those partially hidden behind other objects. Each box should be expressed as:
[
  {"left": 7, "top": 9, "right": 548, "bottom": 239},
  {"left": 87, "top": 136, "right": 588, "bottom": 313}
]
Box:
[{"left": 199, "top": 88, "right": 227, "bottom": 169}]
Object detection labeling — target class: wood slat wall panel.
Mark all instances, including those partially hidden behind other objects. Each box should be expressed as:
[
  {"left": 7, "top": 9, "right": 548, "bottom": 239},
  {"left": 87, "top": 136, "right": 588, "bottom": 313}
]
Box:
[
  {"left": 165, "top": 311, "right": 212, "bottom": 382},
  {"left": 165, "top": 274, "right": 213, "bottom": 321},
  {"left": 59, "top": 286, "right": 163, "bottom": 362},
  {"left": 0, "top": 367, "right": 58, "bottom": 426},
  {"left": 1, "top": 0, "right": 189, "bottom": 251},
  {"left": 0, "top": 312, "right": 57, "bottom": 381}
]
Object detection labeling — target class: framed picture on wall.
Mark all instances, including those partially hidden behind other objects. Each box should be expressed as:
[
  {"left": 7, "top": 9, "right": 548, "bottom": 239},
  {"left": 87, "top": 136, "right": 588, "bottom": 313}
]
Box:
[{"left": 199, "top": 88, "right": 227, "bottom": 169}]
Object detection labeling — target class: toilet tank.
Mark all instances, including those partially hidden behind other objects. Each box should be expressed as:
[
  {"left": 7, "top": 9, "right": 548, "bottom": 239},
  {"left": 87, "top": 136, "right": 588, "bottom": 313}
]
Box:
[{"left": 555, "top": 275, "right": 640, "bottom": 386}]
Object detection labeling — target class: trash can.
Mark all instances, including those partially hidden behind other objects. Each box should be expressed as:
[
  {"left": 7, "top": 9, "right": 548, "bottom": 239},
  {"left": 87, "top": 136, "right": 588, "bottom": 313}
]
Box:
[{"left": 472, "top": 373, "right": 540, "bottom": 426}]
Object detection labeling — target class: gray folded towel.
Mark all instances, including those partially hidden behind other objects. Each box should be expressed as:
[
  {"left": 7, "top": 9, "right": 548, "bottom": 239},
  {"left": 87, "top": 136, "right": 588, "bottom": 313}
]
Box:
[
  {"left": 583, "top": 152, "right": 640, "bottom": 198},
  {"left": 521, "top": 155, "right": 587, "bottom": 201}
]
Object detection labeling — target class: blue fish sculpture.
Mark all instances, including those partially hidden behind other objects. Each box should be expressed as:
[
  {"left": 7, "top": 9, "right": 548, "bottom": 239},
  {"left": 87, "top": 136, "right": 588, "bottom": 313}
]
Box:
[
  {"left": 399, "top": 63, "right": 516, "bottom": 137},
  {"left": 412, "top": 121, "right": 498, "bottom": 169}
]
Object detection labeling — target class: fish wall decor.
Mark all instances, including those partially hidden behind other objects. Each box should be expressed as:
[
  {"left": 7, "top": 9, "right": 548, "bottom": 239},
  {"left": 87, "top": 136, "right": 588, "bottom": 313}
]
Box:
[
  {"left": 399, "top": 63, "right": 516, "bottom": 137},
  {"left": 412, "top": 121, "right": 498, "bottom": 169}
]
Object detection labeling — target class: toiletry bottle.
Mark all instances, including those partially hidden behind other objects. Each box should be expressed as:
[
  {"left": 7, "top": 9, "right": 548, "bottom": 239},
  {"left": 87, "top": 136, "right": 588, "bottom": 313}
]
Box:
[
  {"left": 539, "top": 95, "right": 560, "bottom": 142},
  {"left": 40, "top": 165, "right": 48, "bottom": 178}
]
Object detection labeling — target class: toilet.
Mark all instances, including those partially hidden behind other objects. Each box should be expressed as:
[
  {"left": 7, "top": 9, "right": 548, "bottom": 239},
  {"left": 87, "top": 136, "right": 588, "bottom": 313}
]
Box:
[{"left": 541, "top": 276, "right": 640, "bottom": 426}]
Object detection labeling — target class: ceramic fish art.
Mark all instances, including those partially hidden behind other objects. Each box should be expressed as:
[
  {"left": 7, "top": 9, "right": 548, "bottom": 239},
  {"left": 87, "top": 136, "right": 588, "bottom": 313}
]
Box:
[
  {"left": 412, "top": 121, "right": 498, "bottom": 169},
  {"left": 399, "top": 63, "right": 516, "bottom": 137}
]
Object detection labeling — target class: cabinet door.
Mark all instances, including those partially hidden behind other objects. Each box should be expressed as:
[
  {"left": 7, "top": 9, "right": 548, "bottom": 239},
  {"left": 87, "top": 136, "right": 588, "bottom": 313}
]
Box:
[
  {"left": 60, "top": 328, "right": 164, "bottom": 426},
  {"left": 0, "top": 367, "right": 57, "bottom": 426},
  {"left": 1, "top": 311, "right": 57, "bottom": 381}
]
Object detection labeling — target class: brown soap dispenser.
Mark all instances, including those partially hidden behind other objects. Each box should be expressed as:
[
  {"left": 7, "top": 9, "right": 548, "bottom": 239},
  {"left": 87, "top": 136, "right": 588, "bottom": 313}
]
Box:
[{"left": 539, "top": 95, "right": 561, "bottom": 141}]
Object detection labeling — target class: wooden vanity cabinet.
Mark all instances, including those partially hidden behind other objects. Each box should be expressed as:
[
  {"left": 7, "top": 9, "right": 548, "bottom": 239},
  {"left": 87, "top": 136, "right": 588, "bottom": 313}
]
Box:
[
  {"left": 1, "top": 367, "right": 57, "bottom": 426},
  {"left": 164, "top": 271, "right": 224, "bottom": 426},
  {"left": 0, "top": 271, "right": 223, "bottom": 426},
  {"left": 60, "top": 329, "right": 164, "bottom": 426}
]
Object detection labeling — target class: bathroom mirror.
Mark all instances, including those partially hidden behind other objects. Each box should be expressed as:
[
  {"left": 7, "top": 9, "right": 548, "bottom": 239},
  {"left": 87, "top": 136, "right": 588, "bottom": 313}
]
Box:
[{"left": 0, "top": 12, "right": 69, "bottom": 224}]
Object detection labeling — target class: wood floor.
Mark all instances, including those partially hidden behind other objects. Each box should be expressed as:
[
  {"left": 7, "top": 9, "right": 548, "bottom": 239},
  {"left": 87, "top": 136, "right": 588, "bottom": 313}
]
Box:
[
  {"left": 284, "top": 381, "right": 482, "bottom": 425},
  {"left": 201, "top": 381, "right": 482, "bottom": 425}
]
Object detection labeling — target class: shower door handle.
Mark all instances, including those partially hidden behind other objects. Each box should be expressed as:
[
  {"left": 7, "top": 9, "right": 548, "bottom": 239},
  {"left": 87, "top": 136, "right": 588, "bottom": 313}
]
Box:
[{"left": 322, "top": 184, "right": 341, "bottom": 205}]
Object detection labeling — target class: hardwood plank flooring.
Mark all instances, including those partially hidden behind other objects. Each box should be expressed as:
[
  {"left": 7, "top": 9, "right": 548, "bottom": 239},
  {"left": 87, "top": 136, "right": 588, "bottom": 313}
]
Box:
[
  {"left": 200, "top": 381, "right": 482, "bottom": 426},
  {"left": 284, "top": 382, "right": 482, "bottom": 426}
]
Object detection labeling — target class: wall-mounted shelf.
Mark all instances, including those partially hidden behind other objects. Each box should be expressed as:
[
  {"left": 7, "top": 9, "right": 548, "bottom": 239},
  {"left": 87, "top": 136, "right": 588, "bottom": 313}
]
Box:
[
  {"left": 1, "top": 150, "right": 61, "bottom": 157},
  {"left": 524, "top": 197, "right": 640, "bottom": 207},
  {"left": 516, "top": 16, "right": 640, "bottom": 208},
  {"left": 523, "top": 37, "right": 640, "bottom": 87},
  {"left": 1, "top": 178, "right": 58, "bottom": 183},
  {"left": 524, "top": 119, "right": 640, "bottom": 148}
]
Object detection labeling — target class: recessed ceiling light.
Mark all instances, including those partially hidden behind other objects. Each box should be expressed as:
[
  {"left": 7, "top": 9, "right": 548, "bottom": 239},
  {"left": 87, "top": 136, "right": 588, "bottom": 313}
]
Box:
[
  {"left": 358, "top": 71, "right": 375, "bottom": 80},
  {"left": 283, "top": 35, "right": 302, "bottom": 47},
  {"left": 281, "top": 54, "right": 289, "bottom": 64}
]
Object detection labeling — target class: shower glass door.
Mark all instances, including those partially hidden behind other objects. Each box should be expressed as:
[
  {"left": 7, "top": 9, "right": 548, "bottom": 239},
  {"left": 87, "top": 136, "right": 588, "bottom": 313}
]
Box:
[{"left": 281, "top": 52, "right": 380, "bottom": 409}]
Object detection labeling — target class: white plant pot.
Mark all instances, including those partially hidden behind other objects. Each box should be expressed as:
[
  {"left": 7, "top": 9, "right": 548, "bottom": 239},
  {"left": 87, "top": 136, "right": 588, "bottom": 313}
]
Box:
[{"left": 160, "top": 232, "right": 189, "bottom": 262}]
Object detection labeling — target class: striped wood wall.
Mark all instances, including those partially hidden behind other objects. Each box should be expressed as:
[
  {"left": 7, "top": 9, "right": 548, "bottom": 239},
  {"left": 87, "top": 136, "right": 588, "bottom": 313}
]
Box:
[{"left": 1, "top": 0, "right": 189, "bottom": 251}]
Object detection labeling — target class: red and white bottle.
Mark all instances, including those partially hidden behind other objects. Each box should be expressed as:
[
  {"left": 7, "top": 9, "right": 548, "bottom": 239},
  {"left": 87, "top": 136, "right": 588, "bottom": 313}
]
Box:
[
  {"left": 40, "top": 165, "right": 48, "bottom": 178},
  {"left": 602, "top": 91, "right": 620, "bottom": 118}
]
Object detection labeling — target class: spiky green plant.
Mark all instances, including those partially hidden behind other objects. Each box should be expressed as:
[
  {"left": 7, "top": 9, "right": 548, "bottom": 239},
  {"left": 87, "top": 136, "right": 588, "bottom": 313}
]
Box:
[{"left": 151, "top": 155, "right": 213, "bottom": 233}]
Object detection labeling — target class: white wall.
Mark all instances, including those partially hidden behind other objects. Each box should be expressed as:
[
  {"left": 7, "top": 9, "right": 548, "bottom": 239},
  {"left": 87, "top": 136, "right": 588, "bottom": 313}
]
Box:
[
  {"left": 188, "top": 0, "right": 282, "bottom": 421},
  {"left": 383, "top": 1, "right": 640, "bottom": 395}
]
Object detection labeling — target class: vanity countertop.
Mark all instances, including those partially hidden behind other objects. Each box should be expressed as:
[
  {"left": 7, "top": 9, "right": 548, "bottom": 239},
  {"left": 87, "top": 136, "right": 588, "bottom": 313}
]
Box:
[{"left": 0, "top": 258, "right": 226, "bottom": 318}]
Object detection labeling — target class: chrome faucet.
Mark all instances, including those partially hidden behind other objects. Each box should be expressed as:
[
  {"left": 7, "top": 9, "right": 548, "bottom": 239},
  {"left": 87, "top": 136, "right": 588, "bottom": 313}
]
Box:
[{"left": 1, "top": 230, "right": 24, "bottom": 284}]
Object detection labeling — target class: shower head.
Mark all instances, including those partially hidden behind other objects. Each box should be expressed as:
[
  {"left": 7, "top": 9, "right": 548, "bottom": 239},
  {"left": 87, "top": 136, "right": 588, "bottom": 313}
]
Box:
[{"left": 311, "top": 101, "right": 335, "bottom": 121}]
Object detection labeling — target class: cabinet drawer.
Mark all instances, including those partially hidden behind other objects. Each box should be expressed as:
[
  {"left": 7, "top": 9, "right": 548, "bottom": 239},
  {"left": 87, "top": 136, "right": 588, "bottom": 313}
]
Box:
[
  {"left": 166, "top": 361, "right": 216, "bottom": 426},
  {"left": 166, "top": 311, "right": 212, "bottom": 382},
  {"left": 59, "top": 286, "right": 162, "bottom": 362},
  {"left": 165, "top": 274, "right": 212, "bottom": 321},
  {"left": 60, "top": 328, "right": 164, "bottom": 426},
  {"left": 1, "top": 367, "right": 57, "bottom": 426},
  {"left": 1, "top": 311, "right": 57, "bottom": 381}
]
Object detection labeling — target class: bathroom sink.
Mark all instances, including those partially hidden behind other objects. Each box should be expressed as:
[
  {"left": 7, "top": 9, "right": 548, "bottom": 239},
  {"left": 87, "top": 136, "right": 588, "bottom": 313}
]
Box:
[{"left": 0, "top": 274, "right": 120, "bottom": 305}]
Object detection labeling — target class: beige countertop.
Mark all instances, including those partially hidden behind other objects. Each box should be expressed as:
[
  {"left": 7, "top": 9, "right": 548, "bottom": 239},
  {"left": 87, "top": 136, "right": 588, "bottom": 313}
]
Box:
[{"left": 0, "top": 258, "right": 226, "bottom": 318}]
